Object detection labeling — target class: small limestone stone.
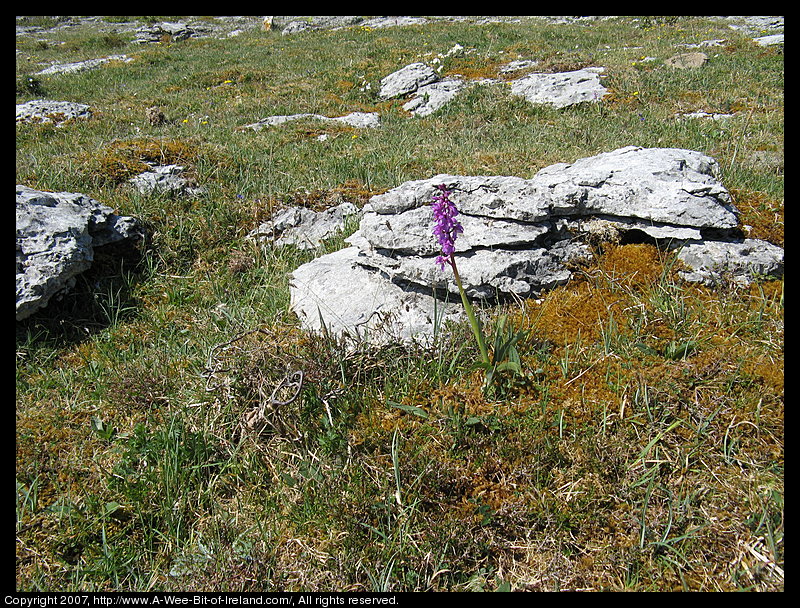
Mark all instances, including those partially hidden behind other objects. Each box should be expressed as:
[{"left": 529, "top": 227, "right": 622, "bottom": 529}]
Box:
[
  {"left": 754, "top": 34, "right": 784, "bottom": 46},
  {"left": 135, "top": 22, "right": 199, "bottom": 43},
  {"left": 500, "top": 59, "right": 539, "bottom": 73},
  {"left": 360, "top": 17, "right": 428, "bottom": 29},
  {"left": 676, "top": 239, "right": 784, "bottom": 286},
  {"left": 665, "top": 52, "right": 708, "bottom": 69},
  {"left": 676, "top": 111, "right": 735, "bottom": 121},
  {"left": 35, "top": 55, "right": 132, "bottom": 76},
  {"left": 242, "top": 112, "right": 380, "bottom": 131},
  {"left": 403, "top": 78, "right": 466, "bottom": 117},
  {"left": 128, "top": 165, "right": 204, "bottom": 197}
]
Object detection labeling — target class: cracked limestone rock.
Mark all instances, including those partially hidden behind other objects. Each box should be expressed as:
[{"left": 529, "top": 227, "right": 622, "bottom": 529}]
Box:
[
  {"left": 676, "top": 239, "right": 784, "bottom": 286},
  {"left": 35, "top": 55, "right": 132, "bottom": 75},
  {"left": 403, "top": 78, "right": 467, "bottom": 117},
  {"left": 289, "top": 146, "right": 780, "bottom": 345},
  {"left": 290, "top": 246, "right": 464, "bottom": 344},
  {"left": 509, "top": 67, "right": 608, "bottom": 108},
  {"left": 135, "top": 21, "right": 203, "bottom": 43},
  {"left": 128, "top": 165, "right": 205, "bottom": 197},
  {"left": 379, "top": 63, "right": 439, "bottom": 100},
  {"left": 248, "top": 202, "right": 361, "bottom": 250},
  {"left": 16, "top": 186, "right": 144, "bottom": 320},
  {"left": 379, "top": 63, "right": 609, "bottom": 116}
]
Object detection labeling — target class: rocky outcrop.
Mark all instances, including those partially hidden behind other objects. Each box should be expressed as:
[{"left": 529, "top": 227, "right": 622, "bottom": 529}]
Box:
[
  {"left": 378, "top": 62, "right": 469, "bottom": 117},
  {"left": 379, "top": 63, "right": 439, "bottom": 100},
  {"left": 134, "top": 22, "right": 203, "bottom": 44},
  {"left": 754, "top": 34, "right": 784, "bottom": 47},
  {"left": 271, "top": 16, "right": 429, "bottom": 35},
  {"left": 290, "top": 246, "right": 464, "bottom": 343},
  {"left": 289, "top": 146, "right": 783, "bottom": 344},
  {"left": 378, "top": 61, "right": 608, "bottom": 117},
  {"left": 402, "top": 78, "right": 467, "bottom": 117},
  {"left": 16, "top": 186, "right": 144, "bottom": 321}
]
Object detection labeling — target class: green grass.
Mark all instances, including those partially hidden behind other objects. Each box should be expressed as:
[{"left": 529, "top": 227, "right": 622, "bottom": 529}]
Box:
[{"left": 16, "top": 16, "right": 783, "bottom": 592}]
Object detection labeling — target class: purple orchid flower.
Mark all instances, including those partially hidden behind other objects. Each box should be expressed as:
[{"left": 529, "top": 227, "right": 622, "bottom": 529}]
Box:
[{"left": 431, "top": 184, "right": 463, "bottom": 270}]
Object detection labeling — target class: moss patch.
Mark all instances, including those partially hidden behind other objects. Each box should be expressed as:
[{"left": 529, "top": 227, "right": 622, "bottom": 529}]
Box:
[{"left": 81, "top": 137, "right": 215, "bottom": 184}]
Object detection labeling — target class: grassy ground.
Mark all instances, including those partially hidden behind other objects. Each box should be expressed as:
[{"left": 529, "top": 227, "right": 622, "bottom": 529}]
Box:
[{"left": 16, "top": 16, "right": 783, "bottom": 592}]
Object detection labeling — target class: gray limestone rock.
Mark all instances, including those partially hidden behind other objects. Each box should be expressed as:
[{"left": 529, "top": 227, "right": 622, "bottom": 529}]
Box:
[
  {"left": 128, "top": 165, "right": 205, "bottom": 197},
  {"left": 379, "top": 63, "right": 439, "bottom": 100},
  {"left": 357, "top": 204, "right": 552, "bottom": 256},
  {"left": 360, "top": 17, "right": 428, "bottom": 29},
  {"left": 278, "top": 16, "right": 364, "bottom": 35},
  {"left": 16, "top": 186, "right": 144, "bottom": 320},
  {"left": 16, "top": 99, "right": 92, "bottom": 125},
  {"left": 509, "top": 67, "right": 608, "bottom": 108},
  {"left": 35, "top": 55, "right": 132, "bottom": 76},
  {"left": 724, "top": 16, "right": 783, "bottom": 37},
  {"left": 242, "top": 112, "right": 380, "bottom": 131},
  {"left": 329, "top": 112, "right": 381, "bottom": 129},
  {"left": 500, "top": 59, "right": 539, "bottom": 73},
  {"left": 289, "top": 246, "right": 463, "bottom": 344},
  {"left": 676, "top": 239, "right": 784, "bottom": 286},
  {"left": 532, "top": 146, "right": 737, "bottom": 228},
  {"left": 356, "top": 241, "right": 592, "bottom": 301},
  {"left": 569, "top": 216, "right": 703, "bottom": 242},
  {"left": 288, "top": 147, "right": 781, "bottom": 344},
  {"left": 377, "top": 62, "right": 620, "bottom": 116},
  {"left": 676, "top": 111, "right": 735, "bottom": 121},
  {"left": 403, "top": 78, "right": 466, "bottom": 117},
  {"left": 248, "top": 202, "right": 361, "bottom": 250},
  {"left": 135, "top": 22, "right": 201, "bottom": 43},
  {"left": 366, "top": 147, "right": 737, "bottom": 229},
  {"left": 754, "top": 34, "right": 784, "bottom": 46}
]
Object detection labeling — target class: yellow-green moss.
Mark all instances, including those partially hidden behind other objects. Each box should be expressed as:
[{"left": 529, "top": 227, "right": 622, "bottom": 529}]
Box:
[
  {"left": 730, "top": 188, "right": 784, "bottom": 248},
  {"left": 597, "top": 243, "right": 665, "bottom": 289},
  {"left": 82, "top": 137, "right": 210, "bottom": 184}
]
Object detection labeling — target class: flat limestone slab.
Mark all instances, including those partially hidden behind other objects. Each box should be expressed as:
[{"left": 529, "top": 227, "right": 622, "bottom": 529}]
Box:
[{"left": 509, "top": 67, "right": 608, "bottom": 108}]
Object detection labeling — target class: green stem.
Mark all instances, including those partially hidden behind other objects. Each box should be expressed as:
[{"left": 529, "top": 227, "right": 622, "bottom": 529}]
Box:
[{"left": 449, "top": 253, "right": 490, "bottom": 367}]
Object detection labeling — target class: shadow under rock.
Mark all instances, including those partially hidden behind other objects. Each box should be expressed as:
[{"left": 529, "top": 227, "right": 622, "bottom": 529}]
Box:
[{"left": 16, "top": 238, "right": 148, "bottom": 348}]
